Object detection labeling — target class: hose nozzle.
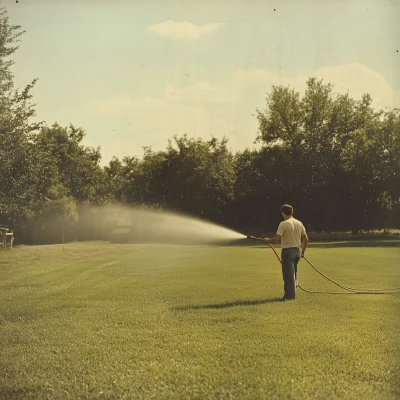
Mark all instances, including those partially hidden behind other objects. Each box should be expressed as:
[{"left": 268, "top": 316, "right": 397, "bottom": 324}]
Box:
[{"left": 247, "top": 236, "right": 259, "bottom": 240}]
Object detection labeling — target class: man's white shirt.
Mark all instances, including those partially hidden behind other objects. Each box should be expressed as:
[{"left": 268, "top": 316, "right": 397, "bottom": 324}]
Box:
[{"left": 277, "top": 217, "right": 306, "bottom": 248}]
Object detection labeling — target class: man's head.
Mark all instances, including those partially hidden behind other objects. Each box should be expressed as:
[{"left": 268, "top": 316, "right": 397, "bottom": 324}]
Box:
[{"left": 280, "top": 204, "right": 294, "bottom": 218}]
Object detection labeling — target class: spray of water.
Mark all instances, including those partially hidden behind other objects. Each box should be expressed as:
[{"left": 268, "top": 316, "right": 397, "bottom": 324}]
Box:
[{"left": 105, "top": 206, "right": 245, "bottom": 245}]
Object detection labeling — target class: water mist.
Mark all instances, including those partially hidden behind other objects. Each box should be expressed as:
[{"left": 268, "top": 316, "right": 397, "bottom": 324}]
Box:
[{"left": 105, "top": 206, "right": 245, "bottom": 245}]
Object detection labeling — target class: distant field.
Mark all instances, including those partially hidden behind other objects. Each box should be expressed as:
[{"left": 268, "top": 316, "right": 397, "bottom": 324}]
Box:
[{"left": 0, "top": 241, "right": 399, "bottom": 399}]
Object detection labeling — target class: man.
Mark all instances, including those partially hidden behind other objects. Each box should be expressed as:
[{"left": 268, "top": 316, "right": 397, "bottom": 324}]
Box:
[{"left": 263, "top": 204, "right": 308, "bottom": 301}]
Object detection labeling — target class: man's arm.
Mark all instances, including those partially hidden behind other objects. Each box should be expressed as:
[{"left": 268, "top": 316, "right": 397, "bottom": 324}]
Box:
[
  {"left": 301, "top": 232, "right": 309, "bottom": 257},
  {"left": 263, "top": 234, "right": 281, "bottom": 244}
]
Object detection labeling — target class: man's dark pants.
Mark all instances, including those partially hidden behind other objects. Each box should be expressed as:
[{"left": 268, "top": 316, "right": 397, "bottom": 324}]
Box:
[{"left": 281, "top": 247, "right": 300, "bottom": 300}]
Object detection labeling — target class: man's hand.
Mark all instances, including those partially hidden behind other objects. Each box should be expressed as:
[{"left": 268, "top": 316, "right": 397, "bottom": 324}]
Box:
[
  {"left": 301, "top": 233, "right": 308, "bottom": 258},
  {"left": 264, "top": 234, "right": 281, "bottom": 245}
]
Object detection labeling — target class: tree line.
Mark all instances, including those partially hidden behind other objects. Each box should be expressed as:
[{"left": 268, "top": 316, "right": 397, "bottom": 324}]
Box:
[{"left": 0, "top": 7, "right": 399, "bottom": 244}]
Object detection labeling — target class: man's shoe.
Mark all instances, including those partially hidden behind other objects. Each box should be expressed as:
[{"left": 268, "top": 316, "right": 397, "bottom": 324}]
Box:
[{"left": 280, "top": 296, "right": 286, "bottom": 302}]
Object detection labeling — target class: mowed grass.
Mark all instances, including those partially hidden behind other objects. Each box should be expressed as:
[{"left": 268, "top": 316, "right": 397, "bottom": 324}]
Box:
[{"left": 0, "top": 241, "right": 399, "bottom": 399}]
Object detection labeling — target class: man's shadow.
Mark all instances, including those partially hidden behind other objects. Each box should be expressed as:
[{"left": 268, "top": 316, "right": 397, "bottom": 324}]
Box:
[{"left": 173, "top": 297, "right": 282, "bottom": 311}]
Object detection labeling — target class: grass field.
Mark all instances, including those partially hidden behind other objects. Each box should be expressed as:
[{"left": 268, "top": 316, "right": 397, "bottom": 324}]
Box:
[{"left": 0, "top": 241, "right": 399, "bottom": 399}]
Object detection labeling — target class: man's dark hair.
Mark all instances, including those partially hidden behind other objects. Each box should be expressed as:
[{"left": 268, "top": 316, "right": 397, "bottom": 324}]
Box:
[{"left": 281, "top": 204, "right": 294, "bottom": 216}]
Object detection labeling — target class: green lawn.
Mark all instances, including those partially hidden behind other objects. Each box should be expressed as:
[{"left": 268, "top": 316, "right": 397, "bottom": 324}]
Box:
[{"left": 0, "top": 241, "right": 399, "bottom": 399}]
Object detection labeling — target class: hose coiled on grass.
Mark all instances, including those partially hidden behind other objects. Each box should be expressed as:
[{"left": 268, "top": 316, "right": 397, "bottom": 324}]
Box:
[{"left": 267, "top": 243, "right": 400, "bottom": 295}]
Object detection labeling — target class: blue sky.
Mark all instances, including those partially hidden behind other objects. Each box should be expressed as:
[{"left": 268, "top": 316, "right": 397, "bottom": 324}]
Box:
[{"left": 5, "top": 0, "right": 400, "bottom": 164}]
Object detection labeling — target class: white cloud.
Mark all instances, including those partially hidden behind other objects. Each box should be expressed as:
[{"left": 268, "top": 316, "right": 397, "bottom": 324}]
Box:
[
  {"left": 86, "top": 95, "right": 233, "bottom": 140},
  {"left": 233, "top": 64, "right": 400, "bottom": 109},
  {"left": 311, "top": 64, "right": 400, "bottom": 109},
  {"left": 164, "top": 81, "right": 237, "bottom": 104},
  {"left": 233, "top": 68, "right": 284, "bottom": 90},
  {"left": 85, "top": 94, "right": 262, "bottom": 162},
  {"left": 84, "top": 63, "right": 399, "bottom": 164},
  {"left": 147, "top": 20, "right": 224, "bottom": 39}
]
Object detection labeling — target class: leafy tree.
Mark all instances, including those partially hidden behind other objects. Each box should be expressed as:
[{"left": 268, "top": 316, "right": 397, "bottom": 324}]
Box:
[
  {"left": 162, "top": 136, "right": 235, "bottom": 223},
  {"left": 35, "top": 123, "right": 108, "bottom": 204},
  {"left": 104, "top": 156, "right": 141, "bottom": 203},
  {"left": 380, "top": 109, "right": 400, "bottom": 205},
  {"left": 108, "top": 136, "right": 236, "bottom": 224},
  {"left": 255, "top": 78, "right": 395, "bottom": 232},
  {"left": 0, "top": 6, "right": 45, "bottom": 221},
  {"left": 28, "top": 190, "right": 78, "bottom": 245}
]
